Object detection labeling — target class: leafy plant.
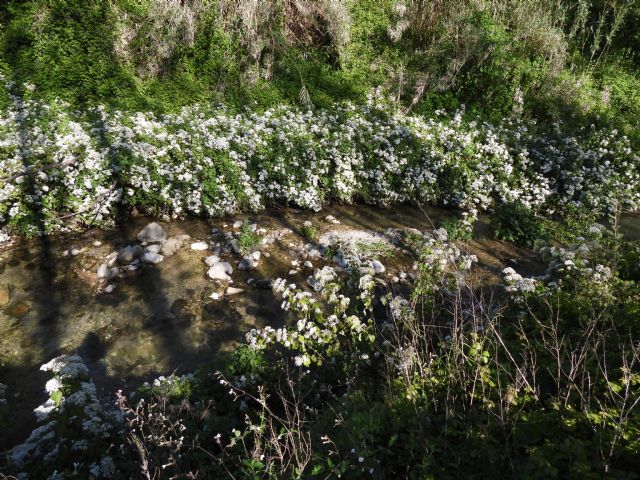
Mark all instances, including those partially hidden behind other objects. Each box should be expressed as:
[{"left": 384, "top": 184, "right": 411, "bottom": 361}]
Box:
[
  {"left": 490, "top": 202, "right": 549, "bottom": 247},
  {"left": 237, "top": 221, "right": 263, "bottom": 255}
]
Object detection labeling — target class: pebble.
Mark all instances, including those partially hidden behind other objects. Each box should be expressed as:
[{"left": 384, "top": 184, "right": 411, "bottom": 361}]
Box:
[
  {"left": 288, "top": 269, "right": 298, "bottom": 275},
  {"left": 233, "top": 220, "right": 243, "bottom": 229},
  {"left": 251, "top": 251, "right": 261, "bottom": 261},
  {"left": 226, "top": 287, "right": 244, "bottom": 295},
  {"left": 308, "top": 249, "right": 321, "bottom": 259},
  {"left": 391, "top": 276, "right": 399, "bottom": 283},
  {"left": 104, "top": 284, "right": 116, "bottom": 294},
  {"left": 264, "top": 252, "right": 271, "bottom": 258},
  {"left": 304, "top": 260, "right": 313, "bottom": 269},
  {"left": 209, "top": 292, "right": 220, "bottom": 300},
  {"left": 92, "top": 240, "right": 102, "bottom": 247},
  {"left": 191, "top": 241, "right": 209, "bottom": 251},
  {"left": 70, "top": 248, "right": 82, "bottom": 256}
]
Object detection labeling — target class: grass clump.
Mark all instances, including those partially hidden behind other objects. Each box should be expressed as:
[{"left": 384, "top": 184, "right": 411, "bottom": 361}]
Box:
[
  {"left": 237, "top": 221, "right": 262, "bottom": 255},
  {"left": 299, "top": 221, "right": 318, "bottom": 240}
]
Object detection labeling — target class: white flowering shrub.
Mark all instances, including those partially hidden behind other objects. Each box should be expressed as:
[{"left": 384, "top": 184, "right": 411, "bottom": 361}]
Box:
[
  {"left": 1, "top": 88, "right": 638, "bottom": 235},
  {"left": 6, "top": 355, "right": 122, "bottom": 479},
  {"left": 246, "top": 272, "right": 374, "bottom": 368}
]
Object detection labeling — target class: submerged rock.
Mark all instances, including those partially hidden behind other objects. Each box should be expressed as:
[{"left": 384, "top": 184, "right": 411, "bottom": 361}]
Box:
[
  {"left": 142, "top": 252, "right": 164, "bottom": 264},
  {"left": 137, "top": 222, "right": 167, "bottom": 244},
  {"left": 117, "top": 245, "right": 144, "bottom": 265}
]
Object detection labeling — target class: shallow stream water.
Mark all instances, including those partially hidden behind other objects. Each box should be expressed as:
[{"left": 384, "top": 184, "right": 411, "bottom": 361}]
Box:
[{"left": 3, "top": 204, "right": 635, "bottom": 450}]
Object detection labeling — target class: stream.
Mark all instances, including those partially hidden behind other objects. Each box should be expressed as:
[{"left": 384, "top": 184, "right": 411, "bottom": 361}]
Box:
[{"left": 1, "top": 204, "right": 637, "bottom": 450}]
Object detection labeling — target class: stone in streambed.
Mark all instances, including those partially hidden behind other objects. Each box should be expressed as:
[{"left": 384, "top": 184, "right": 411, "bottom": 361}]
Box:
[
  {"left": 207, "top": 263, "right": 231, "bottom": 281},
  {"left": 137, "top": 222, "right": 167, "bottom": 244},
  {"left": 142, "top": 252, "right": 164, "bottom": 264},
  {"left": 371, "top": 260, "right": 386, "bottom": 274},
  {"left": 117, "top": 245, "right": 144, "bottom": 265}
]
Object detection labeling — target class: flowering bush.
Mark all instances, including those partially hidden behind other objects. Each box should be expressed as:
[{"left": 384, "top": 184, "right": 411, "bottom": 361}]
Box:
[
  {"left": 1, "top": 85, "right": 638, "bottom": 235},
  {"left": 6, "top": 355, "right": 122, "bottom": 479}
]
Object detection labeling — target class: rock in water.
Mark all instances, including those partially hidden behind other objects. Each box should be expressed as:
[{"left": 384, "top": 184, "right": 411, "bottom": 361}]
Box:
[
  {"left": 205, "top": 255, "right": 221, "bottom": 266},
  {"left": 371, "top": 260, "right": 386, "bottom": 274},
  {"left": 145, "top": 244, "right": 162, "bottom": 254},
  {"left": 142, "top": 252, "right": 164, "bottom": 264},
  {"left": 161, "top": 238, "right": 181, "bottom": 257},
  {"left": 191, "top": 241, "right": 209, "bottom": 251},
  {"left": 207, "top": 263, "right": 230, "bottom": 281},
  {"left": 238, "top": 258, "right": 252, "bottom": 270},
  {"left": 137, "top": 222, "right": 167, "bottom": 244},
  {"left": 117, "top": 245, "right": 144, "bottom": 265}
]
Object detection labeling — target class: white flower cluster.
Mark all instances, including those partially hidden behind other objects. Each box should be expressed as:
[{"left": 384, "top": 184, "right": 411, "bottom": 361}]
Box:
[
  {"left": 537, "top": 227, "right": 614, "bottom": 286},
  {"left": 8, "top": 355, "right": 122, "bottom": 478},
  {"left": 502, "top": 267, "right": 538, "bottom": 294},
  {"left": 1, "top": 88, "right": 638, "bottom": 234},
  {"left": 246, "top": 272, "right": 374, "bottom": 366}
]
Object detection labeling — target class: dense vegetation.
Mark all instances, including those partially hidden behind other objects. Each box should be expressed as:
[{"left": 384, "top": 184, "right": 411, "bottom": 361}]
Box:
[{"left": 1, "top": 0, "right": 640, "bottom": 478}]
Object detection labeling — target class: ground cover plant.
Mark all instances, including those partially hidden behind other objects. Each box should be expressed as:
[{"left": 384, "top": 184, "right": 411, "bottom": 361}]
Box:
[{"left": 1, "top": 85, "right": 638, "bottom": 238}]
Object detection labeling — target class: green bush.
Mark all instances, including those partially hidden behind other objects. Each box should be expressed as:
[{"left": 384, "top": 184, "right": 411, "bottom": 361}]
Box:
[{"left": 490, "top": 202, "right": 549, "bottom": 247}]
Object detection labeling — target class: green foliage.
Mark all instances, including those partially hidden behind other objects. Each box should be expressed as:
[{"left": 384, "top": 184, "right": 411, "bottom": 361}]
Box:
[
  {"left": 0, "top": 0, "right": 635, "bottom": 127},
  {"left": 237, "top": 221, "right": 262, "bottom": 255},
  {"left": 440, "top": 216, "right": 474, "bottom": 241},
  {"left": 490, "top": 202, "right": 549, "bottom": 247},
  {"left": 299, "top": 222, "right": 318, "bottom": 240}
]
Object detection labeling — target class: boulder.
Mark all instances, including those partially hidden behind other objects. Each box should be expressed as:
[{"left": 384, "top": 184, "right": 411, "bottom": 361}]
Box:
[{"left": 137, "top": 222, "right": 167, "bottom": 244}]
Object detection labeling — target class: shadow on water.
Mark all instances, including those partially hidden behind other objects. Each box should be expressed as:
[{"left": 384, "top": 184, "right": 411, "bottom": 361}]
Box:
[
  {"left": 0, "top": 91, "right": 66, "bottom": 451},
  {"left": 86, "top": 114, "right": 198, "bottom": 380}
]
